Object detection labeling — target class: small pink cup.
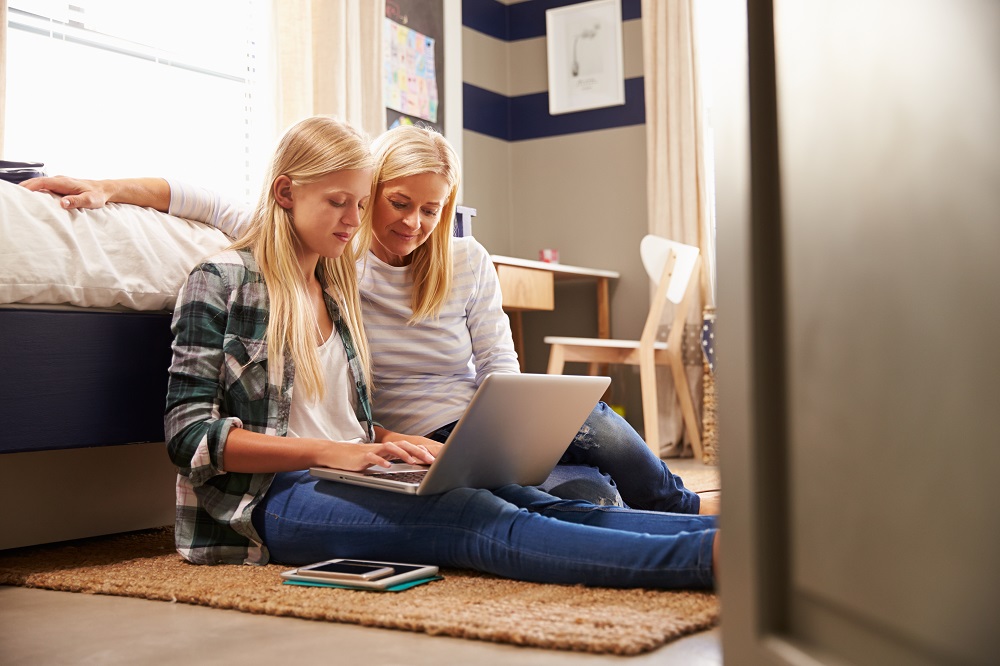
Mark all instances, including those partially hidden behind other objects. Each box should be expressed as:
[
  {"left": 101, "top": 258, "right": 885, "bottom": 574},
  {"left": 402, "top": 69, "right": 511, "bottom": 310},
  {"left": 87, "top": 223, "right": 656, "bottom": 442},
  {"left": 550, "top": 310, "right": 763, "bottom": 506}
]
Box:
[{"left": 539, "top": 249, "right": 560, "bottom": 263}]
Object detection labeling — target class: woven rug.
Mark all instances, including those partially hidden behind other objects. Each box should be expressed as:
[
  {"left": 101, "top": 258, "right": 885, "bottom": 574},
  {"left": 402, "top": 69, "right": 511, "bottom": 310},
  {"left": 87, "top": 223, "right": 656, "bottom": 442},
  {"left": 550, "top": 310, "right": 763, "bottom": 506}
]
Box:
[{"left": 0, "top": 523, "right": 719, "bottom": 655}]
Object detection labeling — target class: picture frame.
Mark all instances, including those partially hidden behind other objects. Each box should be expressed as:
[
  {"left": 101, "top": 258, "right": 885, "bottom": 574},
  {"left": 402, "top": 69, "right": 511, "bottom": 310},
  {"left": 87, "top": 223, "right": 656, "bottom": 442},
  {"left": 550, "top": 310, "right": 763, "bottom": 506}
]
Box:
[{"left": 545, "top": 0, "right": 626, "bottom": 115}]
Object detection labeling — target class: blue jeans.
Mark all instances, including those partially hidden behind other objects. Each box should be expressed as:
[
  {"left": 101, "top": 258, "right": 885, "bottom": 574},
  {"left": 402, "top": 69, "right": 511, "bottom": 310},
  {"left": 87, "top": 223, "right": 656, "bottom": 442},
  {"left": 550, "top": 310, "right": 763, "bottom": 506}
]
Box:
[
  {"left": 427, "top": 402, "right": 701, "bottom": 513},
  {"left": 537, "top": 463, "right": 624, "bottom": 507},
  {"left": 562, "top": 402, "right": 701, "bottom": 513},
  {"left": 252, "top": 470, "right": 717, "bottom": 589}
]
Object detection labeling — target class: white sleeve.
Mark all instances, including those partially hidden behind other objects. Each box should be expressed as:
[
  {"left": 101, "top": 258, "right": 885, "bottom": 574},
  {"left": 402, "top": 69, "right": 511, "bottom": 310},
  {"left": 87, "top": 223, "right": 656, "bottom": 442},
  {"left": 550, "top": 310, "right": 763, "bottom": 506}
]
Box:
[
  {"left": 464, "top": 239, "right": 520, "bottom": 383},
  {"left": 166, "top": 179, "right": 252, "bottom": 240}
]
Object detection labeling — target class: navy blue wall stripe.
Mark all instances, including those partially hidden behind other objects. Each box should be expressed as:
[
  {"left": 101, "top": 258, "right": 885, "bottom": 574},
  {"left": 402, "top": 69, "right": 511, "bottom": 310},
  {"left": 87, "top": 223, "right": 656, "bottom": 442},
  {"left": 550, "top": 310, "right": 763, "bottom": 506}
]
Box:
[
  {"left": 464, "top": 77, "right": 645, "bottom": 142},
  {"left": 463, "top": 84, "right": 510, "bottom": 141},
  {"left": 510, "top": 77, "right": 645, "bottom": 140},
  {"left": 463, "top": 0, "right": 641, "bottom": 42},
  {"left": 461, "top": 0, "right": 508, "bottom": 41}
]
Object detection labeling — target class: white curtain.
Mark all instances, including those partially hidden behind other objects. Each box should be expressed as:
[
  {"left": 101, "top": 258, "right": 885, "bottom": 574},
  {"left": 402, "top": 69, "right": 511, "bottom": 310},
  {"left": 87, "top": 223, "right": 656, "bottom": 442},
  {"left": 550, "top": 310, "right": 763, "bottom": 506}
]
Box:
[
  {"left": 641, "top": 0, "right": 715, "bottom": 457},
  {"left": 273, "top": 0, "right": 385, "bottom": 139}
]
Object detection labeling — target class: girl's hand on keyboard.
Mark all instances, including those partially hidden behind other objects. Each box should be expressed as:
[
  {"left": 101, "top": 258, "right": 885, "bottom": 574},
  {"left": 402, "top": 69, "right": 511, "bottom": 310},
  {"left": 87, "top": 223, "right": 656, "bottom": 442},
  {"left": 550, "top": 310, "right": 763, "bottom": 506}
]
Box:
[{"left": 318, "top": 438, "right": 437, "bottom": 472}]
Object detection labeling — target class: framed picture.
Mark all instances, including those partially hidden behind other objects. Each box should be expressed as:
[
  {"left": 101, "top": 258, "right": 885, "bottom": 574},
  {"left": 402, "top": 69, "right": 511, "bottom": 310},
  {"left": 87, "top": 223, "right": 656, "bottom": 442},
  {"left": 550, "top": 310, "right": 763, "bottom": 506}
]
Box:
[{"left": 545, "top": 0, "right": 626, "bottom": 115}]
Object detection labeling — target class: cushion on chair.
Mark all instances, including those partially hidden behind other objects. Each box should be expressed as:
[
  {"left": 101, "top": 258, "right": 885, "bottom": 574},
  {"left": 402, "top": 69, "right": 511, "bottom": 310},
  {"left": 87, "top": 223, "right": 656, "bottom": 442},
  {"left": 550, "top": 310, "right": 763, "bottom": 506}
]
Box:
[{"left": 543, "top": 336, "right": 666, "bottom": 350}]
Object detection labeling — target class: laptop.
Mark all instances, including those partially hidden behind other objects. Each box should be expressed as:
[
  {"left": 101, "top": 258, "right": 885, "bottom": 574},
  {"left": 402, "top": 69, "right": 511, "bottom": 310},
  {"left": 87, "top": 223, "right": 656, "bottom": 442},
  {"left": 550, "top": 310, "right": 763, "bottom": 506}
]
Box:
[{"left": 309, "top": 373, "right": 610, "bottom": 495}]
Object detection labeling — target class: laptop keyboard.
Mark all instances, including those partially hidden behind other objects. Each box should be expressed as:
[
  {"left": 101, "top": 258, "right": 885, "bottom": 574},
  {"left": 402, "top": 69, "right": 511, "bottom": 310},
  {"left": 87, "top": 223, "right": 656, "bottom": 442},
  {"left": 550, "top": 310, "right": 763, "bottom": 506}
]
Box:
[{"left": 365, "top": 470, "right": 428, "bottom": 484}]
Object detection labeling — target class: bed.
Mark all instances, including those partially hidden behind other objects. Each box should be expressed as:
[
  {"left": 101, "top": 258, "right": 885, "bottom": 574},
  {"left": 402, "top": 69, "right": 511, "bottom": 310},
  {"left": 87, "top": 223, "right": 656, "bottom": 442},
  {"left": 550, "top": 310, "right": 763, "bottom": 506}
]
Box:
[{"left": 0, "top": 180, "right": 231, "bottom": 548}]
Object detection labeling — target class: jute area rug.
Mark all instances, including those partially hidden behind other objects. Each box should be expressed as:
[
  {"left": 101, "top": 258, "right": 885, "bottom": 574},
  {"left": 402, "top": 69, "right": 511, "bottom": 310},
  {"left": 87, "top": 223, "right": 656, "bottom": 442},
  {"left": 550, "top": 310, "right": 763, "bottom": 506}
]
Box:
[{"left": 0, "top": 467, "right": 720, "bottom": 656}]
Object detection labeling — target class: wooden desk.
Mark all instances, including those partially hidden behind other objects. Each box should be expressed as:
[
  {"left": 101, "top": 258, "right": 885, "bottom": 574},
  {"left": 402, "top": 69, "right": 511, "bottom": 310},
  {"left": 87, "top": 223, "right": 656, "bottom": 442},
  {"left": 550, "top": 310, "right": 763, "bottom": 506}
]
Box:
[{"left": 491, "top": 255, "right": 620, "bottom": 370}]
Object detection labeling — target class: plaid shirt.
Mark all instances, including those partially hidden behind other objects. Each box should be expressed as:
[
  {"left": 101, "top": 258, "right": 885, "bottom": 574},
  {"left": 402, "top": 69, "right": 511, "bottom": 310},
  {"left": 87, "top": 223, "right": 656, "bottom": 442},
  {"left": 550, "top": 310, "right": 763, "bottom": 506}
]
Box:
[{"left": 165, "top": 249, "right": 375, "bottom": 565}]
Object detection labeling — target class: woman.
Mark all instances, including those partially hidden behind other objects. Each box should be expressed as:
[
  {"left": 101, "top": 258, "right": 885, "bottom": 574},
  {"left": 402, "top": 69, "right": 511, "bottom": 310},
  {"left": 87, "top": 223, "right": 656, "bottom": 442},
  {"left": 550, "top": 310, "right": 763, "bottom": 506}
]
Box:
[
  {"left": 74, "top": 114, "right": 718, "bottom": 586},
  {"left": 23, "top": 126, "right": 713, "bottom": 515},
  {"left": 353, "top": 125, "right": 708, "bottom": 514}
]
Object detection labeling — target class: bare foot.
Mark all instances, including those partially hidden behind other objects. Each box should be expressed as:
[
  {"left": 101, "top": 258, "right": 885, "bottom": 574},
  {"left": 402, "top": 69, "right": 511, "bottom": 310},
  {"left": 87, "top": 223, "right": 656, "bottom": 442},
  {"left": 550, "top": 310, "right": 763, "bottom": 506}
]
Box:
[
  {"left": 698, "top": 491, "right": 720, "bottom": 515},
  {"left": 712, "top": 531, "right": 721, "bottom": 584}
]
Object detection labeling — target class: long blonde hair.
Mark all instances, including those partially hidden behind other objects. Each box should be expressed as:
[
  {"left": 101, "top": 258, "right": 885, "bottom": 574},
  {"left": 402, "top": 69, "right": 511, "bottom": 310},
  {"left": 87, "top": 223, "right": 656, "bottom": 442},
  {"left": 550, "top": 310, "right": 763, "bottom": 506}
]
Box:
[
  {"left": 360, "top": 125, "right": 461, "bottom": 322},
  {"left": 231, "top": 116, "right": 374, "bottom": 402}
]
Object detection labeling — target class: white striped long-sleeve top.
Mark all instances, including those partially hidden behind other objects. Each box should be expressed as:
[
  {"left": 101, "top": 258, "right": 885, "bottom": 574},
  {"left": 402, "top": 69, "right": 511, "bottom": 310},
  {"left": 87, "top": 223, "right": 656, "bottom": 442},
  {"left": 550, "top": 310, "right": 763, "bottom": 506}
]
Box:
[{"left": 168, "top": 180, "right": 520, "bottom": 436}]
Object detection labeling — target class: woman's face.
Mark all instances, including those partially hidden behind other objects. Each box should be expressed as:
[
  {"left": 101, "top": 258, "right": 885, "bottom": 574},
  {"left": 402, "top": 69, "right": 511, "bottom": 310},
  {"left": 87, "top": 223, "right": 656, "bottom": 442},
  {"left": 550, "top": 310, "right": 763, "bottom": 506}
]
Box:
[
  {"left": 370, "top": 172, "right": 451, "bottom": 267},
  {"left": 276, "top": 168, "right": 373, "bottom": 265}
]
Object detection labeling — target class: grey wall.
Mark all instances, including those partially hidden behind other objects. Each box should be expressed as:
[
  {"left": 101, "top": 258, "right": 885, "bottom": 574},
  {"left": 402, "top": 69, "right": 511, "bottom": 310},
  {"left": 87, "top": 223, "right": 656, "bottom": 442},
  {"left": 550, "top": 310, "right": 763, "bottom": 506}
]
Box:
[{"left": 460, "top": 4, "right": 651, "bottom": 424}]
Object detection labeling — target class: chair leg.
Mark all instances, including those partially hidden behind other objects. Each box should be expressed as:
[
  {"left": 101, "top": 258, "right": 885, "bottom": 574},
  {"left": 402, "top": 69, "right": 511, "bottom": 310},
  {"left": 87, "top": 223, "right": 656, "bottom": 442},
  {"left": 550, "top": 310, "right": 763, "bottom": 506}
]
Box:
[
  {"left": 638, "top": 353, "right": 660, "bottom": 457},
  {"left": 546, "top": 345, "right": 566, "bottom": 375},
  {"left": 669, "top": 356, "right": 704, "bottom": 461}
]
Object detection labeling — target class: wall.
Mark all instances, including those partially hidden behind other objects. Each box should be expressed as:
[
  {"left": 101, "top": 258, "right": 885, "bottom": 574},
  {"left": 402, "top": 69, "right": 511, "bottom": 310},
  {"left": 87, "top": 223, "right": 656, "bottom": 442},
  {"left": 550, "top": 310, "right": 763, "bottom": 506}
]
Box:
[{"left": 459, "top": 0, "right": 650, "bottom": 422}]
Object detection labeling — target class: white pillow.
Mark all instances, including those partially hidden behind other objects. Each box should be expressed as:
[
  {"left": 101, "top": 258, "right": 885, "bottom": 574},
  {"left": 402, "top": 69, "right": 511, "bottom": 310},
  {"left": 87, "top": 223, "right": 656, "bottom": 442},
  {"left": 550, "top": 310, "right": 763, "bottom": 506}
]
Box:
[{"left": 0, "top": 180, "right": 232, "bottom": 310}]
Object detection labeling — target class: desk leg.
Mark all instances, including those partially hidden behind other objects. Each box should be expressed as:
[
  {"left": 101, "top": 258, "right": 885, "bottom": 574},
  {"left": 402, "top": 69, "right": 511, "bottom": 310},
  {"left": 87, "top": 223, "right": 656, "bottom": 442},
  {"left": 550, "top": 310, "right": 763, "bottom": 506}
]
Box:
[
  {"left": 591, "top": 277, "right": 612, "bottom": 376},
  {"left": 509, "top": 310, "right": 526, "bottom": 372},
  {"left": 596, "top": 277, "right": 611, "bottom": 339}
]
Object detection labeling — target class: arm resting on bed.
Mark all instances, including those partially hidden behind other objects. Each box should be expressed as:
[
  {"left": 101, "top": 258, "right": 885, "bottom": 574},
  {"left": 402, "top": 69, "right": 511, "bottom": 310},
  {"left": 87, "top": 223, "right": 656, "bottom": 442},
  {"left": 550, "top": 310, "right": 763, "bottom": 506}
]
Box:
[{"left": 20, "top": 176, "right": 170, "bottom": 211}]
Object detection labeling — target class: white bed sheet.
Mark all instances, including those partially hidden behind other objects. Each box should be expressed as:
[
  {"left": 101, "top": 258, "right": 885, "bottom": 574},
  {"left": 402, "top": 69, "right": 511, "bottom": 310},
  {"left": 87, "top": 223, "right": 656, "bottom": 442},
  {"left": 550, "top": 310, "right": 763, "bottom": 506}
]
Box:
[{"left": 0, "top": 180, "right": 231, "bottom": 311}]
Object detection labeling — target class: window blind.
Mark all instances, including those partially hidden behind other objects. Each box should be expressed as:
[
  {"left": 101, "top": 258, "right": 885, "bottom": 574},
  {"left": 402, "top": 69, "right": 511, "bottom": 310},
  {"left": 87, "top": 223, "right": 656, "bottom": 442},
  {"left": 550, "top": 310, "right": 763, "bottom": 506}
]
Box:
[{"left": 5, "top": 0, "right": 273, "bottom": 204}]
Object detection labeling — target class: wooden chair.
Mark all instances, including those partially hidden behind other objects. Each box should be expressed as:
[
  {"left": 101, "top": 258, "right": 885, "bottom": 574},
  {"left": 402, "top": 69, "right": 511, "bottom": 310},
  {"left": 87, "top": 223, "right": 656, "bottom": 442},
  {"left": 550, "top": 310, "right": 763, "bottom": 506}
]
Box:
[{"left": 544, "top": 235, "right": 703, "bottom": 459}]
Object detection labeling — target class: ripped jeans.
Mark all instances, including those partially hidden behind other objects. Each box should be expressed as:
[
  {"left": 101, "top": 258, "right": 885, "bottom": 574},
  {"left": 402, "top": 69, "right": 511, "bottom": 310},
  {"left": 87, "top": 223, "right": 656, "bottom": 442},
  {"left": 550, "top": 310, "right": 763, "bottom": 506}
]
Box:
[
  {"left": 426, "top": 401, "right": 701, "bottom": 513},
  {"left": 253, "top": 470, "right": 717, "bottom": 588}
]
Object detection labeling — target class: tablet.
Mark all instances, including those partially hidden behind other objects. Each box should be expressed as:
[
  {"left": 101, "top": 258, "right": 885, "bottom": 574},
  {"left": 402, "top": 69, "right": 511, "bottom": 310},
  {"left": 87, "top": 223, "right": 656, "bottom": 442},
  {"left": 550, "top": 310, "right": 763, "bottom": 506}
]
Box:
[{"left": 280, "top": 559, "right": 439, "bottom": 590}]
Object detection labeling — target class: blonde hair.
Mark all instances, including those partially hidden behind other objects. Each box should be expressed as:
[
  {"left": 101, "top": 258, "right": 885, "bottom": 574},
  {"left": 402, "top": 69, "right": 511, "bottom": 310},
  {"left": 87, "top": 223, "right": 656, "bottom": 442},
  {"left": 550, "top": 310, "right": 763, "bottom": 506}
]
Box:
[
  {"left": 360, "top": 124, "right": 461, "bottom": 322},
  {"left": 231, "top": 116, "right": 374, "bottom": 402}
]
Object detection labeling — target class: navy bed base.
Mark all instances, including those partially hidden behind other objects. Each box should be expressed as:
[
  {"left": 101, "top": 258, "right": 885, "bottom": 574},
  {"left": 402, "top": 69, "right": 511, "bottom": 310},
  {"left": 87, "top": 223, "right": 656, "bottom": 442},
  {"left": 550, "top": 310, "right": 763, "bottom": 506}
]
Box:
[{"left": 0, "top": 308, "right": 174, "bottom": 454}]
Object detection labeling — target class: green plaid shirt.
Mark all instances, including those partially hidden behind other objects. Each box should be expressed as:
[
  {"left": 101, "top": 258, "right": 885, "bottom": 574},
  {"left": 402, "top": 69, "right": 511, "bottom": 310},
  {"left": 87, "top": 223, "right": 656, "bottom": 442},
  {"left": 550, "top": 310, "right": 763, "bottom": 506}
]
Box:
[{"left": 165, "top": 249, "right": 375, "bottom": 565}]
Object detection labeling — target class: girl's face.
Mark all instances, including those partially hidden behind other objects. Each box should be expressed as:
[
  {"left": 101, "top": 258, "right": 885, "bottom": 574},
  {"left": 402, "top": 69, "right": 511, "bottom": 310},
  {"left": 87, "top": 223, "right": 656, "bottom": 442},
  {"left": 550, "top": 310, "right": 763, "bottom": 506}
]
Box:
[
  {"left": 370, "top": 172, "right": 451, "bottom": 267},
  {"left": 275, "top": 168, "right": 373, "bottom": 266}
]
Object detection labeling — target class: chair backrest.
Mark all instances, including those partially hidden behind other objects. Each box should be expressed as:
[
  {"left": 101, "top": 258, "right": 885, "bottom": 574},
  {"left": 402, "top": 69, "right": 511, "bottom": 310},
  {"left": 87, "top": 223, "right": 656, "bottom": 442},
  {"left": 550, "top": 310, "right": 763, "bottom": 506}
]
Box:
[
  {"left": 638, "top": 235, "right": 701, "bottom": 348},
  {"left": 453, "top": 205, "right": 477, "bottom": 237},
  {"left": 639, "top": 235, "right": 700, "bottom": 305}
]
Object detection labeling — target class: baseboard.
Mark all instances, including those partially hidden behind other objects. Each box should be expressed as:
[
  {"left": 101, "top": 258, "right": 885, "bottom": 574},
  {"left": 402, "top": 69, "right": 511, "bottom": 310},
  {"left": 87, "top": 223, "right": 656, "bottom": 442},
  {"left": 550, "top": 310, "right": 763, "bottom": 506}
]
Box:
[{"left": 0, "top": 442, "right": 176, "bottom": 550}]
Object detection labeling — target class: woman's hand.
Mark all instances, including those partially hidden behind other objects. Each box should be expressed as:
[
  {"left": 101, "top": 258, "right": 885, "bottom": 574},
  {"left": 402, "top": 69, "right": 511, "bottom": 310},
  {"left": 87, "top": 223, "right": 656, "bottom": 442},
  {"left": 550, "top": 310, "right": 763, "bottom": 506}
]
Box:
[
  {"left": 20, "top": 176, "right": 112, "bottom": 209},
  {"left": 375, "top": 429, "right": 444, "bottom": 458},
  {"left": 316, "top": 439, "right": 437, "bottom": 472},
  {"left": 20, "top": 176, "right": 170, "bottom": 211}
]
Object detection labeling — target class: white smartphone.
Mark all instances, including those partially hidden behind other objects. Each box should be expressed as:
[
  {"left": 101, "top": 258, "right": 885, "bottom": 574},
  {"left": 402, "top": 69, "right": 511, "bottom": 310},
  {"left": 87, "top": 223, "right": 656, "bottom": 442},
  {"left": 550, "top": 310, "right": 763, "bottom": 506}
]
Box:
[
  {"left": 293, "top": 559, "right": 395, "bottom": 581},
  {"left": 281, "top": 559, "right": 439, "bottom": 590}
]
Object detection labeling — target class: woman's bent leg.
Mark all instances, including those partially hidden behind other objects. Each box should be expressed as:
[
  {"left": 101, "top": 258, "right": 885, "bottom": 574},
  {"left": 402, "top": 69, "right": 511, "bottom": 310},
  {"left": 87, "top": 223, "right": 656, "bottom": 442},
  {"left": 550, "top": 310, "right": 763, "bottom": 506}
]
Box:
[
  {"left": 563, "top": 402, "right": 702, "bottom": 513},
  {"left": 492, "top": 484, "right": 716, "bottom": 534},
  {"left": 253, "top": 471, "right": 715, "bottom": 589},
  {"left": 432, "top": 419, "right": 627, "bottom": 508},
  {"left": 536, "top": 464, "right": 624, "bottom": 507}
]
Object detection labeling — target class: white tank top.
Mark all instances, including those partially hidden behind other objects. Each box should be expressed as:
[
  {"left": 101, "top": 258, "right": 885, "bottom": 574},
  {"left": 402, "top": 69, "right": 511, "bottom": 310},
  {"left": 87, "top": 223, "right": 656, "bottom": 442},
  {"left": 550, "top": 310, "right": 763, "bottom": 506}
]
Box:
[{"left": 287, "top": 327, "right": 369, "bottom": 443}]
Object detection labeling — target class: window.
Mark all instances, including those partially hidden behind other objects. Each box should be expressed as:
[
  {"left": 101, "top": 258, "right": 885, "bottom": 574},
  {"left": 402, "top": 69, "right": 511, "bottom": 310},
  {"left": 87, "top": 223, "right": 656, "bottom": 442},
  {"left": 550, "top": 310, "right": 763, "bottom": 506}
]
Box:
[{"left": 5, "top": 0, "right": 274, "bottom": 205}]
